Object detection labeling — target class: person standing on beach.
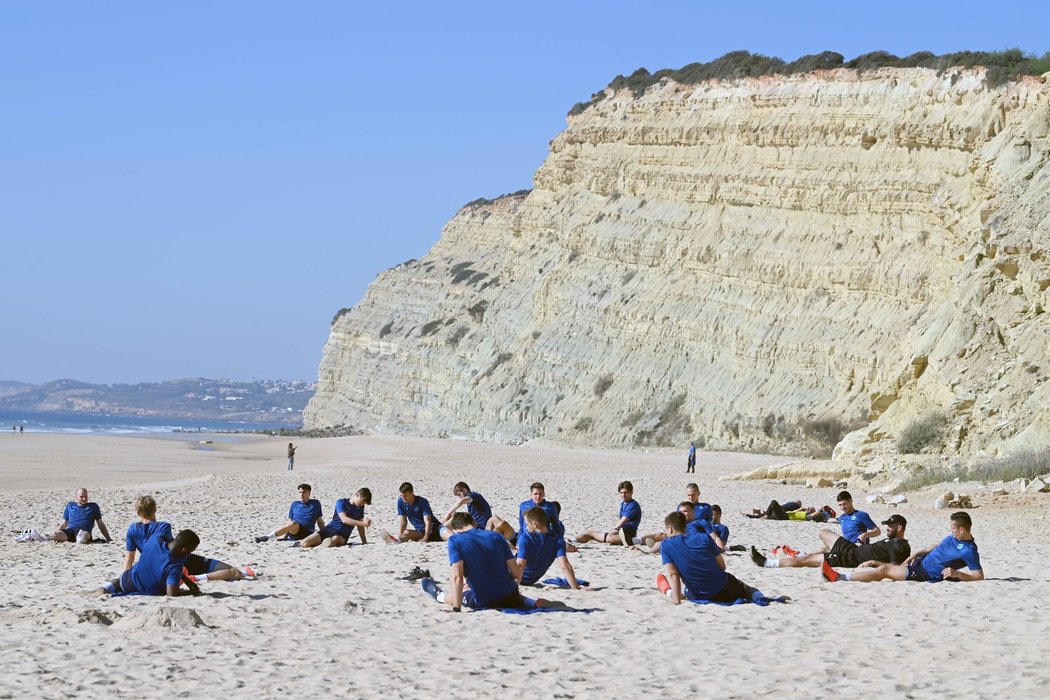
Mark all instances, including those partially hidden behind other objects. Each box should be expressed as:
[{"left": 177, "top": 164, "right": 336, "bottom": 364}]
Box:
[
  {"left": 255, "top": 483, "right": 325, "bottom": 542},
  {"left": 287, "top": 442, "right": 296, "bottom": 471},
  {"left": 15, "top": 487, "right": 113, "bottom": 543},
  {"left": 379, "top": 482, "right": 442, "bottom": 543},
  {"left": 822, "top": 512, "right": 981, "bottom": 584},
  {"left": 418, "top": 512, "right": 562, "bottom": 612},
  {"left": 687, "top": 441, "right": 696, "bottom": 473},
  {"left": 296, "top": 488, "right": 372, "bottom": 548},
  {"left": 439, "top": 482, "right": 516, "bottom": 541},
  {"left": 575, "top": 480, "right": 641, "bottom": 547}
]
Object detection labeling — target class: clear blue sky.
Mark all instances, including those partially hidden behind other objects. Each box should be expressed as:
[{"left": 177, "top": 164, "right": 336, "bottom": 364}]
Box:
[{"left": 2, "top": 1, "right": 1047, "bottom": 384}]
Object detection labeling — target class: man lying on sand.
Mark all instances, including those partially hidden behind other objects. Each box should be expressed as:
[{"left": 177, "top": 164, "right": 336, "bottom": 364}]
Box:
[
  {"left": 89, "top": 529, "right": 201, "bottom": 597},
  {"left": 751, "top": 514, "right": 910, "bottom": 569},
  {"left": 255, "top": 483, "right": 325, "bottom": 543},
  {"left": 822, "top": 511, "right": 982, "bottom": 583},
  {"left": 744, "top": 499, "right": 834, "bottom": 522},
  {"left": 380, "top": 482, "right": 441, "bottom": 543},
  {"left": 419, "top": 512, "right": 562, "bottom": 611},
  {"left": 125, "top": 495, "right": 258, "bottom": 584},
  {"left": 656, "top": 511, "right": 773, "bottom": 605},
  {"left": 16, "top": 487, "right": 113, "bottom": 544},
  {"left": 576, "top": 480, "right": 641, "bottom": 547},
  {"left": 296, "top": 488, "right": 372, "bottom": 548},
  {"left": 516, "top": 507, "right": 582, "bottom": 589},
  {"left": 439, "top": 481, "right": 516, "bottom": 542},
  {"left": 518, "top": 482, "right": 564, "bottom": 537}
]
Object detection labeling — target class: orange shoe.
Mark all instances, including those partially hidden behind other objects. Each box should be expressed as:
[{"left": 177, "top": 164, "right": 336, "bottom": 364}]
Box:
[
  {"left": 656, "top": 573, "right": 672, "bottom": 596},
  {"left": 821, "top": 560, "right": 840, "bottom": 582}
]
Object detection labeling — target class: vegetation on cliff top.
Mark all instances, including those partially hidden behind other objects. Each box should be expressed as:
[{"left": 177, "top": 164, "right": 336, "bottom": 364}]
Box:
[{"left": 569, "top": 48, "right": 1050, "bottom": 116}]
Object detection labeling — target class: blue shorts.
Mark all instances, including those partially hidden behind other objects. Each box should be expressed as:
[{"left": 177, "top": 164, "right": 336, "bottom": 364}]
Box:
[
  {"left": 184, "top": 554, "right": 222, "bottom": 576},
  {"left": 118, "top": 569, "right": 137, "bottom": 594},
  {"left": 318, "top": 524, "right": 351, "bottom": 542},
  {"left": 463, "top": 588, "right": 536, "bottom": 610},
  {"left": 906, "top": 557, "right": 933, "bottom": 582}
]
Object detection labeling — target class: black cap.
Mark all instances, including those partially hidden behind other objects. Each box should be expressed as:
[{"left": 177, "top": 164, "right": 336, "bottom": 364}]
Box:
[{"left": 881, "top": 514, "right": 907, "bottom": 526}]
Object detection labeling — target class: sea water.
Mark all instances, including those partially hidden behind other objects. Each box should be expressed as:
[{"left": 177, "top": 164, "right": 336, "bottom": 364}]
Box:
[{"left": 0, "top": 409, "right": 294, "bottom": 435}]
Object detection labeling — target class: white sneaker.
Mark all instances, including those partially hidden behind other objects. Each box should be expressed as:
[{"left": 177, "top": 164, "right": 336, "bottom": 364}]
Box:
[
  {"left": 30, "top": 528, "right": 47, "bottom": 542},
  {"left": 15, "top": 529, "right": 32, "bottom": 543}
]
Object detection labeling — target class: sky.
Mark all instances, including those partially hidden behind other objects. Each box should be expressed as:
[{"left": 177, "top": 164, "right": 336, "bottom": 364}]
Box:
[{"left": 2, "top": 1, "right": 1048, "bottom": 384}]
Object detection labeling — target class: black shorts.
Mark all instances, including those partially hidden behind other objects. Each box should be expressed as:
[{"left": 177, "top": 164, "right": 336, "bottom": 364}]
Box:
[
  {"left": 287, "top": 524, "right": 313, "bottom": 540},
  {"left": 825, "top": 536, "right": 861, "bottom": 568},
  {"left": 691, "top": 573, "right": 759, "bottom": 604},
  {"left": 184, "top": 554, "right": 220, "bottom": 576},
  {"left": 620, "top": 525, "right": 638, "bottom": 543},
  {"left": 466, "top": 589, "right": 531, "bottom": 610},
  {"left": 906, "top": 557, "right": 932, "bottom": 582},
  {"left": 425, "top": 528, "right": 443, "bottom": 543},
  {"left": 62, "top": 528, "right": 80, "bottom": 542}
]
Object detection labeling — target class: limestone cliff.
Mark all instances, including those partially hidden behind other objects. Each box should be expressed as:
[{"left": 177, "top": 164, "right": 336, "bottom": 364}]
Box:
[{"left": 306, "top": 67, "right": 1050, "bottom": 462}]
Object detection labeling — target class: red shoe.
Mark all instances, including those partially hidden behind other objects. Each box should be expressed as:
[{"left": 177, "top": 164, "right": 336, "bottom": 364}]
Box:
[
  {"left": 821, "top": 560, "right": 840, "bottom": 582},
  {"left": 656, "top": 573, "right": 672, "bottom": 596},
  {"left": 771, "top": 544, "right": 801, "bottom": 558}
]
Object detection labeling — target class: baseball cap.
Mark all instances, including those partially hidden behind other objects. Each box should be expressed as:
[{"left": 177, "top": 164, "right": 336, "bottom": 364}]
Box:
[{"left": 881, "top": 514, "right": 907, "bottom": 526}]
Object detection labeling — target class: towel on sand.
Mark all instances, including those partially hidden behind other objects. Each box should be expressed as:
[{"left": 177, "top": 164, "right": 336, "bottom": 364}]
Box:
[{"left": 539, "top": 577, "right": 590, "bottom": 588}]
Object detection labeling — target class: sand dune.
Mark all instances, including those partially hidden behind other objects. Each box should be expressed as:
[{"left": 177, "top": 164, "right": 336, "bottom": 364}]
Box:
[{"left": 0, "top": 433, "right": 1046, "bottom": 697}]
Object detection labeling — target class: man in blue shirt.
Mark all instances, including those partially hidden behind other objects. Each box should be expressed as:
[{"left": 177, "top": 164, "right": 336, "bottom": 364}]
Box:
[
  {"left": 657, "top": 511, "right": 772, "bottom": 604},
  {"left": 297, "top": 488, "right": 372, "bottom": 548},
  {"left": 20, "top": 488, "right": 114, "bottom": 544},
  {"left": 90, "top": 529, "right": 201, "bottom": 597},
  {"left": 516, "top": 507, "right": 582, "bottom": 588},
  {"left": 823, "top": 511, "right": 983, "bottom": 583},
  {"left": 517, "top": 482, "right": 564, "bottom": 538},
  {"left": 439, "top": 481, "right": 516, "bottom": 541},
  {"left": 255, "top": 483, "right": 325, "bottom": 542},
  {"left": 834, "top": 491, "right": 880, "bottom": 544},
  {"left": 419, "top": 512, "right": 561, "bottom": 611},
  {"left": 687, "top": 441, "right": 697, "bottom": 473},
  {"left": 576, "top": 480, "right": 641, "bottom": 546},
  {"left": 379, "top": 482, "right": 441, "bottom": 543}
]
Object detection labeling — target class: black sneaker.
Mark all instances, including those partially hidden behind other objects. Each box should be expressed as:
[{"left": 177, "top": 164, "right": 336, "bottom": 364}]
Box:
[
  {"left": 400, "top": 566, "right": 430, "bottom": 581},
  {"left": 750, "top": 546, "right": 767, "bottom": 567},
  {"left": 255, "top": 535, "right": 269, "bottom": 543}
]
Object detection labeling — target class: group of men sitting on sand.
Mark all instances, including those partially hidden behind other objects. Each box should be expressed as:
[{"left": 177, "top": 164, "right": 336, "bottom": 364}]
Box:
[{"left": 16, "top": 481, "right": 983, "bottom": 609}]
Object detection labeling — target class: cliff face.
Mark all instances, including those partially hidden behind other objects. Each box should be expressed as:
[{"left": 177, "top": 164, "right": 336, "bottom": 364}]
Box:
[{"left": 306, "top": 67, "right": 1050, "bottom": 461}]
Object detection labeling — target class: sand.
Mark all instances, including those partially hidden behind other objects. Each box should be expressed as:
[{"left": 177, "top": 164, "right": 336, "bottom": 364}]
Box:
[{"left": 1, "top": 432, "right": 1047, "bottom": 698}]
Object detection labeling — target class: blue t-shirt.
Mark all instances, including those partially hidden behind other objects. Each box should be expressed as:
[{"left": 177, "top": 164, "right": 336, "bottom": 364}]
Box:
[
  {"left": 688, "top": 444, "right": 696, "bottom": 457},
  {"left": 921, "top": 536, "right": 982, "bottom": 581},
  {"left": 326, "top": 498, "right": 365, "bottom": 539},
  {"left": 693, "top": 502, "right": 713, "bottom": 523},
  {"left": 288, "top": 499, "right": 323, "bottom": 532},
  {"left": 64, "top": 502, "right": 103, "bottom": 533},
  {"left": 516, "top": 530, "right": 567, "bottom": 585},
  {"left": 125, "top": 520, "right": 173, "bottom": 552},
  {"left": 518, "top": 499, "right": 563, "bottom": 537},
  {"left": 839, "top": 510, "right": 877, "bottom": 543},
  {"left": 127, "top": 535, "right": 189, "bottom": 595},
  {"left": 448, "top": 528, "right": 517, "bottom": 606},
  {"left": 465, "top": 492, "right": 493, "bottom": 529},
  {"left": 619, "top": 499, "right": 641, "bottom": 528},
  {"left": 397, "top": 496, "right": 433, "bottom": 532},
  {"left": 710, "top": 522, "right": 729, "bottom": 546},
  {"left": 660, "top": 530, "right": 728, "bottom": 599}
]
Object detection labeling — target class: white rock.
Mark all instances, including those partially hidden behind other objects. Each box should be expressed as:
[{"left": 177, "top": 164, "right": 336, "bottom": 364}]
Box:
[{"left": 889, "top": 495, "right": 908, "bottom": 505}]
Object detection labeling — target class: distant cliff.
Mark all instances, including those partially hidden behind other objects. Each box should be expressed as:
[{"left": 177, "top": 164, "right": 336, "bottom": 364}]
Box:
[
  {"left": 0, "top": 378, "right": 314, "bottom": 425},
  {"left": 306, "top": 65, "right": 1050, "bottom": 464}
]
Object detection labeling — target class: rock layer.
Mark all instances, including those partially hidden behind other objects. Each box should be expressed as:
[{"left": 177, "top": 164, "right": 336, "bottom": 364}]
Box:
[{"left": 306, "top": 67, "right": 1050, "bottom": 461}]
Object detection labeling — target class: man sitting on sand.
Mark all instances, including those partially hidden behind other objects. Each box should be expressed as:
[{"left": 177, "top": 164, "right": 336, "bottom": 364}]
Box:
[
  {"left": 834, "top": 491, "right": 880, "bottom": 543},
  {"left": 418, "top": 512, "right": 561, "bottom": 611},
  {"left": 439, "top": 482, "right": 516, "bottom": 541},
  {"left": 296, "top": 488, "right": 372, "bottom": 548},
  {"left": 90, "top": 529, "right": 201, "bottom": 597},
  {"left": 633, "top": 483, "right": 714, "bottom": 549},
  {"left": 518, "top": 482, "right": 564, "bottom": 537},
  {"left": 751, "top": 514, "right": 910, "bottom": 569},
  {"left": 379, "top": 482, "right": 441, "bottom": 543},
  {"left": 635, "top": 502, "right": 725, "bottom": 554},
  {"left": 576, "top": 480, "right": 641, "bottom": 547},
  {"left": 255, "top": 483, "right": 325, "bottom": 543},
  {"left": 124, "top": 495, "right": 257, "bottom": 585},
  {"left": 516, "top": 507, "right": 582, "bottom": 589},
  {"left": 17, "top": 487, "right": 113, "bottom": 543},
  {"left": 822, "top": 511, "right": 982, "bottom": 584},
  {"left": 656, "top": 511, "right": 775, "bottom": 605}
]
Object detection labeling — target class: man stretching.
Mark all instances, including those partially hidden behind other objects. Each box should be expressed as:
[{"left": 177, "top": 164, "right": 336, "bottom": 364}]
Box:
[
  {"left": 419, "top": 512, "right": 560, "bottom": 611},
  {"left": 516, "top": 507, "right": 581, "bottom": 589},
  {"left": 752, "top": 514, "right": 909, "bottom": 569},
  {"left": 576, "top": 480, "right": 641, "bottom": 547},
  {"left": 657, "top": 511, "right": 775, "bottom": 605},
  {"left": 822, "top": 512, "right": 982, "bottom": 583},
  {"left": 380, "top": 482, "right": 441, "bottom": 543},
  {"left": 518, "top": 482, "right": 564, "bottom": 537},
  {"left": 255, "top": 483, "right": 325, "bottom": 543},
  {"left": 297, "top": 488, "right": 372, "bottom": 548},
  {"left": 90, "top": 529, "right": 201, "bottom": 597},
  {"left": 440, "top": 482, "right": 516, "bottom": 541}
]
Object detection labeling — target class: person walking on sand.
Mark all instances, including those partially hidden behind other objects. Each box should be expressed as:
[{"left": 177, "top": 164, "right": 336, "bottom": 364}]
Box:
[
  {"left": 687, "top": 441, "right": 696, "bottom": 473},
  {"left": 287, "top": 442, "right": 296, "bottom": 471}
]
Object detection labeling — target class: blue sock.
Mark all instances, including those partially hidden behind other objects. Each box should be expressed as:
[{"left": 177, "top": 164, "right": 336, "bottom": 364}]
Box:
[{"left": 103, "top": 581, "right": 116, "bottom": 594}]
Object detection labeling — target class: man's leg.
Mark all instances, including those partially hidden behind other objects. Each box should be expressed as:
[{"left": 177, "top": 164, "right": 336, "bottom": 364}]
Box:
[
  {"left": 322, "top": 535, "right": 347, "bottom": 548},
  {"left": 299, "top": 532, "right": 324, "bottom": 548},
  {"left": 817, "top": 529, "right": 841, "bottom": 550},
  {"left": 575, "top": 530, "right": 605, "bottom": 543},
  {"left": 778, "top": 552, "right": 824, "bottom": 568},
  {"left": 487, "top": 516, "right": 516, "bottom": 541},
  {"left": 710, "top": 573, "right": 764, "bottom": 603},
  {"left": 840, "top": 563, "right": 908, "bottom": 583},
  {"left": 765, "top": 500, "right": 788, "bottom": 520},
  {"left": 400, "top": 530, "right": 425, "bottom": 542},
  {"left": 185, "top": 556, "right": 258, "bottom": 582}
]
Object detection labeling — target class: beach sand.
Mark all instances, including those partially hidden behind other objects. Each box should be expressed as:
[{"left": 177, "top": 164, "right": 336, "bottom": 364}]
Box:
[{"left": 1, "top": 433, "right": 1047, "bottom": 698}]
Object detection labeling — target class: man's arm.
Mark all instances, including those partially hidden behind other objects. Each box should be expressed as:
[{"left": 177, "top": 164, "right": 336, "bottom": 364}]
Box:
[
  {"left": 422, "top": 514, "right": 434, "bottom": 541},
  {"left": 513, "top": 556, "right": 527, "bottom": 584},
  {"left": 859, "top": 525, "right": 881, "bottom": 544},
  {"left": 708, "top": 531, "right": 725, "bottom": 552},
  {"left": 903, "top": 544, "right": 935, "bottom": 565},
  {"left": 397, "top": 515, "right": 407, "bottom": 539},
  {"left": 714, "top": 553, "right": 726, "bottom": 572},
  {"left": 505, "top": 557, "right": 523, "bottom": 581},
  {"left": 450, "top": 561, "right": 465, "bottom": 610},
  {"left": 315, "top": 515, "right": 326, "bottom": 531},
  {"left": 337, "top": 512, "right": 372, "bottom": 529},
  {"left": 943, "top": 567, "right": 984, "bottom": 582},
  {"left": 166, "top": 582, "right": 194, "bottom": 597},
  {"left": 611, "top": 515, "right": 628, "bottom": 530},
  {"left": 123, "top": 550, "right": 136, "bottom": 570},
  {"left": 665, "top": 562, "right": 683, "bottom": 604},
  {"left": 96, "top": 519, "right": 112, "bottom": 542},
  {"left": 357, "top": 525, "right": 368, "bottom": 545},
  {"left": 441, "top": 497, "right": 471, "bottom": 525},
  {"left": 558, "top": 555, "right": 580, "bottom": 589}
]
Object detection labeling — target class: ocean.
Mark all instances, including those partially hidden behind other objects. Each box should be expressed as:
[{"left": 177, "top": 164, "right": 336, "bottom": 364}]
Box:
[{"left": 0, "top": 410, "right": 296, "bottom": 435}]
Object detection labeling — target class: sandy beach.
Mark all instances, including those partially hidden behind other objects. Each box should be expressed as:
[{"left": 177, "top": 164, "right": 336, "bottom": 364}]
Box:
[{"left": 1, "top": 432, "right": 1047, "bottom": 698}]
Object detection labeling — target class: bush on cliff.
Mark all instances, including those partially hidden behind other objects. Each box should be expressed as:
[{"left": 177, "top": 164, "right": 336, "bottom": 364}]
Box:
[{"left": 897, "top": 412, "right": 949, "bottom": 454}]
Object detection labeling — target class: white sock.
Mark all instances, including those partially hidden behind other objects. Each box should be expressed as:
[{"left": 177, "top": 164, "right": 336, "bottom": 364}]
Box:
[
  {"left": 194, "top": 573, "right": 211, "bottom": 582},
  {"left": 796, "top": 550, "right": 809, "bottom": 558},
  {"left": 765, "top": 559, "right": 780, "bottom": 568},
  {"left": 841, "top": 571, "right": 852, "bottom": 581}
]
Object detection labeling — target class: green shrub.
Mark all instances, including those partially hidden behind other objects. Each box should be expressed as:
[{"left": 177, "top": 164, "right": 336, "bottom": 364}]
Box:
[
  {"left": 594, "top": 375, "right": 614, "bottom": 398},
  {"left": 894, "top": 449, "right": 1050, "bottom": 492},
  {"left": 897, "top": 412, "right": 949, "bottom": 454},
  {"left": 574, "top": 416, "right": 594, "bottom": 432}
]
